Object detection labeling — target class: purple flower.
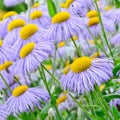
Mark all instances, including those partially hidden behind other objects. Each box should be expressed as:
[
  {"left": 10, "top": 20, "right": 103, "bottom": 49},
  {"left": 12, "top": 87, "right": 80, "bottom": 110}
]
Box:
[
  {"left": 6, "top": 85, "right": 49, "bottom": 116},
  {"left": 60, "top": 57, "right": 114, "bottom": 94},
  {"left": 111, "top": 33, "right": 120, "bottom": 46}
]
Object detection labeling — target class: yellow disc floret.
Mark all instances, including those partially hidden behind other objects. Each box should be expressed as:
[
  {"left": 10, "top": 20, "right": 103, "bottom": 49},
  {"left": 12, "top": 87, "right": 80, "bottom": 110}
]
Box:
[
  {"left": 104, "top": 6, "right": 112, "bottom": 11},
  {"left": 65, "top": 0, "right": 74, "bottom": 9},
  {"left": 3, "top": 11, "right": 17, "bottom": 20},
  {"left": 56, "top": 93, "right": 67, "bottom": 105},
  {"left": 52, "top": 12, "right": 70, "bottom": 24},
  {"left": 20, "top": 42, "right": 35, "bottom": 58},
  {"left": 63, "top": 65, "right": 71, "bottom": 75},
  {"left": 0, "top": 40, "right": 3, "bottom": 47},
  {"left": 86, "top": 10, "right": 98, "bottom": 18},
  {"left": 60, "top": 3, "right": 65, "bottom": 8},
  {"left": 0, "top": 61, "right": 13, "bottom": 71},
  {"left": 57, "top": 42, "right": 65, "bottom": 48},
  {"left": 71, "top": 57, "right": 92, "bottom": 73},
  {"left": 32, "top": 3, "right": 40, "bottom": 8},
  {"left": 99, "top": 84, "right": 105, "bottom": 91},
  {"left": 72, "top": 36, "right": 78, "bottom": 41},
  {"left": 88, "top": 17, "right": 99, "bottom": 27},
  {"left": 7, "top": 19, "right": 26, "bottom": 32},
  {"left": 45, "top": 65, "right": 52, "bottom": 70},
  {"left": 12, "top": 85, "right": 29, "bottom": 97},
  {"left": 20, "top": 24, "right": 38, "bottom": 40},
  {"left": 30, "top": 11, "right": 43, "bottom": 20}
]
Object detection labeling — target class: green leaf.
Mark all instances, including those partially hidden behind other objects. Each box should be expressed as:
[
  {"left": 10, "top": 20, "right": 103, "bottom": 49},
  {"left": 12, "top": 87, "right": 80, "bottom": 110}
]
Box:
[
  {"left": 115, "top": 0, "right": 120, "bottom": 8},
  {"left": 104, "top": 94, "right": 120, "bottom": 102},
  {"left": 47, "top": 0, "right": 57, "bottom": 17},
  {"left": 113, "top": 63, "right": 120, "bottom": 76},
  {"left": 112, "top": 106, "right": 120, "bottom": 119}
]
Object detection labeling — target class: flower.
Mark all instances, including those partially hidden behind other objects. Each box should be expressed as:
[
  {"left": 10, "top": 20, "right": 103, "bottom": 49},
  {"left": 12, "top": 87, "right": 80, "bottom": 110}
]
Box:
[
  {"left": 46, "top": 11, "right": 84, "bottom": 42},
  {"left": 4, "top": 18, "right": 26, "bottom": 46},
  {"left": 4, "top": 0, "right": 25, "bottom": 7},
  {"left": 11, "top": 24, "right": 46, "bottom": 57},
  {"left": 60, "top": 56, "right": 114, "bottom": 94},
  {"left": 111, "top": 33, "right": 120, "bottom": 46},
  {"left": 6, "top": 85, "right": 50, "bottom": 116},
  {"left": 0, "top": 11, "right": 18, "bottom": 38},
  {"left": 30, "top": 10, "right": 51, "bottom": 28},
  {"left": 12, "top": 41, "right": 53, "bottom": 75}
]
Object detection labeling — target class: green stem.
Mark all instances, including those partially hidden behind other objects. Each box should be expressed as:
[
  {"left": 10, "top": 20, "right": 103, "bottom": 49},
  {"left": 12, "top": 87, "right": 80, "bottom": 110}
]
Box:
[
  {"left": 38, "top": 66, "right": 62, "bottom": 120},
  {"left": 69, "top": 93, "right": 96, "bottom": 120},
  {"left": 94, "top": 0, "right": 116, "bottom": 64},
  {"left": 0, "top": 73, "right": 12, "bottom": 93}
]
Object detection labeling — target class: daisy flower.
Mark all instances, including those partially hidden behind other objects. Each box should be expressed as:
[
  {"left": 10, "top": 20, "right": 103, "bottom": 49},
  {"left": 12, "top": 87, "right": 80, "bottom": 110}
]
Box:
[
  {"left": 11, "top": 24, "right": 46, "bottom": 57},
  {"left": 46, "top": 11, "right": 84, "bottom": 43},
  {"left": 60, "top": 56, "right": 114, "bottom": 94},
  {"left": 0, "top": 11, "right": 18, "bottom": 39},
  {"left": 4, "top": 0, "right": 25, "bottom": 7},
  {"left": 111, "top": 33, "right": 120, "bottom": 46},
  {"left": 4, "top": 18, "right": 26, "bottom": 46},
  {"left": 6, "top": 85, "right": 50, "bottom": 116},
  {"left": 30, "top": 10, "right": 51, "bottom": 28},
  {"left": 12, "top": 41, "right": 53, "bottom": 75}
]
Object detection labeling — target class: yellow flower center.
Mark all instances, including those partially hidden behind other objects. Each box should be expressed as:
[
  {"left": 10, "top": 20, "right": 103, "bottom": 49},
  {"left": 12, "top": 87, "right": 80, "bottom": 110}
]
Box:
[
  {"left": 3, "top": 11, "right": 17, "bottom": 20},
  {"left": 71, "top": 57, "right": 92, "bottom": 73},
  {"left": 56, "top": 93, "right": 68, "bottom": 105},
  {"left": 0, "top": 61, "right": 13, "bottom": 71},
  {"left": 32, "top": 3, "right": 40, "bottom": 8},
  {"left": 91, "top": 52, "right": 101, "bottom": 59},
  {"left": 12, "top": 85, "right": 29, "bottom": 97},
  {"left": 72, "top": 36, "right": 78, "bottom": 41},
  {"left": 88, "top": 17, "right": 99, "bottom": 27},
  {"left": 20, "top": 42, "right": 35, "bottom": 58},
  {"left": 52, "top": 12, "right": 70, "bottom": 24},
  {"left": 89, "top": 40, "right": 95, "bottom": 45},
  {"left": 7, "top": 19, "right": 26, "bottom": 32},
  {"left": 0, "top": 40, "right": 3, "bottom": 47},
  {"left": 60, "top": 3, "right": 65, "bottom": 8},
  {"left": 20, "top": 24, "right": 38, "bottom": 40},
  {"left": 65, "top": 0, "right": 74, "bottom": 9},
  {"left": 99, "top": 84, "right": 105, "bottom": 91},
  {"left": 104, "top": 6, "right": 112, "bottom": 11},
  {"left": 45, "top": 65, "right": 52, "bottom": 70},
  {"left": 63, "top": 65, "right": 71, "bottom": 75},
  {"left": 57, "top": 42, "right": 65, "bottom": 48},
  {"left": 86, "top": 10, "right": 98, "bottom": 18},
  {"left": 30, "top": 11, "right": 43, "bottom": 20}
]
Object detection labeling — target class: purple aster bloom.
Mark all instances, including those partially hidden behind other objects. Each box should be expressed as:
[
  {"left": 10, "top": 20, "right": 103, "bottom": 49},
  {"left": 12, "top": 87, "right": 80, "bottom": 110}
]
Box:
[
  {"left": 104, "top": 9, "right": 120, "bottom": 25},
  {"left": 0, "top": 105, "right": 9, "bottom": 120},
  {"left": 57, "top": 92, "right": 76, "bottom": 111},
  {"left": 30, "top": 10, "right": 51, "bottom": 28},
  {"left": 0, "top": 11, "right": 18, "bottom": 39},
  {"left": 83, "top": 17, "right": 115, "bottom": 39},
  {"left": 4, "top": 0, "right": 25, "bottom": 7},
  {"left": 11, "top": 24, "right": 46, "bottom": 57},
  {"left": 4, "top": 18, "right": 26, "bottom": 46},
  {"left": 111, "top": 33, "right": 120, "bottom": 46},
  {"left": 60, "top": 57, "right": 114, "bottom": 94},
  {"left": 6, "top": 85, "right": 50, "bottom": 116},
  {"left": 12, "top": 41, "right": 53, "bottom": 75},
  {"left": 46, "top": 11, "right": 84, "bottom": 43}
]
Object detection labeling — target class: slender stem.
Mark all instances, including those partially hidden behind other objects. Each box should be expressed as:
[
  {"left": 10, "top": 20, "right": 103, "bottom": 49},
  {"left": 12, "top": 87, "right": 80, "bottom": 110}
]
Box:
[
  {"left": 94, "top": 0, "right": 116, "bottom": 64},
  {"left": 41, "top": 64, "right": 60, "bottom": 85},
  {"left": 14, "top": 76, "right": 22, "bottom": 85},
  {"left": 69, "top": 93, "right": 96, "bottom": 120},
  {"left": 3, "top": 89, "right": 9, "bottom": 97},
  {"left": 71, "top": 37, "right": 82, "bottom": 57},
  {"left": 0, "top": 73, "right": 12, "bottom": 93},
  {"left": 38, "top": 66, "right": 62, "bottom": 120}
]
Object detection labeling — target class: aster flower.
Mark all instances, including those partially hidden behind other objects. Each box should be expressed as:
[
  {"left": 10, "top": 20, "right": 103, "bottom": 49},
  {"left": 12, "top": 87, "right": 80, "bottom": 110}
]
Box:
[
  {"left": 61, "top": 0, "right": 93, "bottom": 17},
  {"left": 11, "top": 24, "right": 46, "bottom": 57},
  {"left": 83, "top": 10, "right": 115, "bottom": 39},
  {"left": 60, "top": 56, "right": 114, "bottom": 94},
  {"left": 30, "top": 10, "right": 51, "bottom": 28},
  {"left": 111, "top": 33, "right": 120, "bottom": 46},
  {"left": 0, "top": 11, "right": 18, "bottom": 39},
  {"left": 0, "top": 105, "right": 9, "bottom": 120},
  {"left": 4, "top": 18, "right": 26, "bottom": 46},
  {"left": 4, "top": 0, "right": 25, "bottom": 7},
  {"left": 6, "top": 85, "right": 50, "bottom": 116},
  {"left": 46, "top": 11, "right": 84, "bottom": 43},
  {"left": 56, "top": 92, "right": 76, "bottom": 111},
  {"left": 12, "top": 41, "right": 53, "bottom": 75}
]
